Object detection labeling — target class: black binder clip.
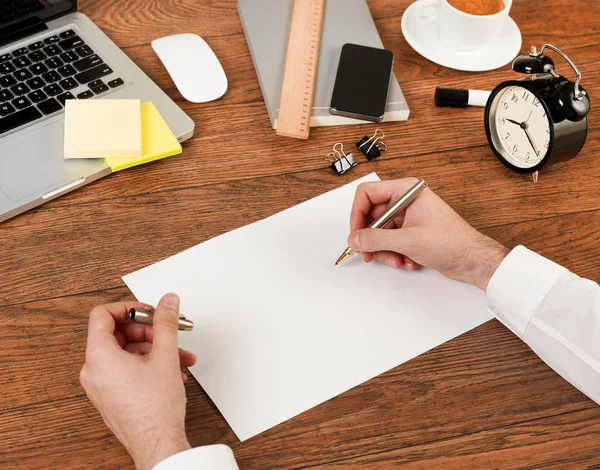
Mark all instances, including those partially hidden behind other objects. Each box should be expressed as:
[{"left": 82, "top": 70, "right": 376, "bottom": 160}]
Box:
[
  {"left": 327, "top": 143, "right": 358, "bottom": 176},
  {"left": 356, "top": 129, "right": 387, "bottom": 161}
]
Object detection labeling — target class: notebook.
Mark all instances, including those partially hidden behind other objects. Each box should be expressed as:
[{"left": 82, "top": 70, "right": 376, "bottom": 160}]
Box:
[
  {"left": 106, "top": 102, "right": 182, "bottom": 172},
  {"left": 237, "top": 0, "right": 410, "bottom": 128}
]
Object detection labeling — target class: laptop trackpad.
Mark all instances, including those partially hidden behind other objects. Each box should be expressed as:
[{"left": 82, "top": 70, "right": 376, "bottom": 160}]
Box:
[{"left": 0, "top": 121, "right": 109, "bottom": 202}]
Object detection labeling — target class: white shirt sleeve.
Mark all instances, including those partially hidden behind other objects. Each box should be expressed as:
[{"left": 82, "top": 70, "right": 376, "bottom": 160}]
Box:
[
  {"left": 152, "top": 444, "right": 239, "bottom": 470},
  {"left": 487, "top": 245, "right": 600, "bottom": 404}
]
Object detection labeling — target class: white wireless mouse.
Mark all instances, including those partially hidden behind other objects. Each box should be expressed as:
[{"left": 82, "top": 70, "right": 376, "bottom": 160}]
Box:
[{"left": 152, "top": 33, "right": 228, "bottom": 103}]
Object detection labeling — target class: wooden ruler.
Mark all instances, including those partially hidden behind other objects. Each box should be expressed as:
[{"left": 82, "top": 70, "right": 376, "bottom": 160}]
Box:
[{"left": 276, "top": 0, "right": 325, "bottom": 140}]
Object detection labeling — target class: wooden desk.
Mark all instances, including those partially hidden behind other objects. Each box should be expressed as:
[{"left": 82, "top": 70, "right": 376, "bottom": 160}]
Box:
[{"left": 1, "top": 0, "right": 599, "bottom": 468}]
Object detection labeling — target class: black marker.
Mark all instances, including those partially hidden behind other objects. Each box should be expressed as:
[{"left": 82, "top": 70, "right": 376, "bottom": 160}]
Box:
[{"left": 435, "top": 87, "right": 491, "bottom": 108}]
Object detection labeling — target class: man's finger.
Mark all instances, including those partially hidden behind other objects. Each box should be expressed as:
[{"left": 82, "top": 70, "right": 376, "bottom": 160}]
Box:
[
  {"left": 348, "top": 227, "right": 418, "bottom": 255},
  {"left": 350, "top": 179, "right": 418, "bottom": 232},
  {"left": 372, "top": 252, "right": 416, "bottom": 270},
  {"left": 122, "top": 322, "right": 153, "bottom": 344},
  {"left": 87, "top": 301, "right": 150, "bottom": 350},
  {"left": 124, "top": 342, "right": 196, "bottom": 367},
  {"left": 150, "top": 293, "right": 181, "bottom": 359},
  {"left": 403, "top": 256, "right": 418, "bottom": 271},
  {"left": 373, "top": 251, "right": 404, "bottom": 269},
  {"left": 178, "top": 348, "right": 197, "bottom": 368},
  {"left": 124, "top": 341, "right": 153, "bottom": 355}
]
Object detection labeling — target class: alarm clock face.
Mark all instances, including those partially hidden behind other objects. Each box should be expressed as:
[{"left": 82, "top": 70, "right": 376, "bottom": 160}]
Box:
[{"left": 487, "top": 85, "right": 553, "bottom": 171}]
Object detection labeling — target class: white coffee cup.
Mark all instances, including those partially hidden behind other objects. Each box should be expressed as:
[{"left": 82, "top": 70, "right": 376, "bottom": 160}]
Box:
[{"left": 417, "top": 0, "right": 512, "bottom": 51}]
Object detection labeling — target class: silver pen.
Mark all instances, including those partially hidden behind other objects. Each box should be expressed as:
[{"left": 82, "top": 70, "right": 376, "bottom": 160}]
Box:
[
  {"left": 335, "top": 179, "right": 428, "bottom": 266},
  {"left": 127, "top": 308, "right": 194, "bottom": 331}
]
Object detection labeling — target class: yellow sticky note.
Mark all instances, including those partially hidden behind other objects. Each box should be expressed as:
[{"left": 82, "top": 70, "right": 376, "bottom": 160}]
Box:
[
  {"left": 106, "top": 102, "right": 182, "bottom": 172},
  {"left": 64, "top": 99, "right": 142, "bottom": 159}
]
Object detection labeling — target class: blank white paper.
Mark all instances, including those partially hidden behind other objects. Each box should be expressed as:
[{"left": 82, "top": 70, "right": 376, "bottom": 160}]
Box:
[{"left": 123, "top": 173, "right": 492, "bottom": 441}]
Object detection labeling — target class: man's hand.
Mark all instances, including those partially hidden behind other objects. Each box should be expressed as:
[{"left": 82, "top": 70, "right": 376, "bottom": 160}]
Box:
[
  {"left": 348, "top": 178, "right": 509, "bottom": 290},
  {"left": 80, "top": 294, "right": 196, "bottom": 470}
]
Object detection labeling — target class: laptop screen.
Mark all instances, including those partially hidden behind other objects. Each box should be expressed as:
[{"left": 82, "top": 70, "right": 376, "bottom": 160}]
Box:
[{"left": 0, "top": 0, "right": 76, "bottom": 43}]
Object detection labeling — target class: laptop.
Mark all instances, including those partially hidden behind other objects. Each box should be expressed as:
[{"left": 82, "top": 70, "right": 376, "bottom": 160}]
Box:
[{"left": 0, "top": 0, "right": 194, "bottom": 223}]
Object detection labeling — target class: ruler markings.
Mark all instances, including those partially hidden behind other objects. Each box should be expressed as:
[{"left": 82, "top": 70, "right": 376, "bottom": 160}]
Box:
[{"left": 276, "top": 0, "right": 325, "bottom": 140}]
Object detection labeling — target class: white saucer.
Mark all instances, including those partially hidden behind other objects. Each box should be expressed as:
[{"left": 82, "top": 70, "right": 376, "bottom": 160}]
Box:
[{"left": 401, "top": 0, "right": 522, "bottom": 72}]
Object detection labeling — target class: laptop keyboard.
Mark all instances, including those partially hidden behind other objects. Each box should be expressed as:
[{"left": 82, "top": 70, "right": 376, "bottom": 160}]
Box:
[{"left": 0, "top": 29, "right": 125, "bottom": 136}]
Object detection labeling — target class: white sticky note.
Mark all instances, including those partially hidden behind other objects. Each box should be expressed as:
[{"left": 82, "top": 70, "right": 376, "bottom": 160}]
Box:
[
  {"left": 64, "top": 99, "right": 142, "bottom": 159},
  {"left": 123, "top": 173, "right": 492, "bottom": 441}
]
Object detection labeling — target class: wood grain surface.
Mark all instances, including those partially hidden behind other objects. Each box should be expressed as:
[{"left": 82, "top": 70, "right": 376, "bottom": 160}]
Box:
[{"left": 1, "top": 0, "right": 599, "bottom": 468}]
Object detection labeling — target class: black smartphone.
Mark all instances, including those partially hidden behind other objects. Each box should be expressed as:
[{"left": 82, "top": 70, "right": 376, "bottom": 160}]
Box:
[{"left": 330, "top": 44, "right": 394, "bottom": 122}]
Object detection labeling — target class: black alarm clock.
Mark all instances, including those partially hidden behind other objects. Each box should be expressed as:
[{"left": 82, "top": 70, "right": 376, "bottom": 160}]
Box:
[{"left": 485, "top": 44, "right": 590, "bottom": 182}]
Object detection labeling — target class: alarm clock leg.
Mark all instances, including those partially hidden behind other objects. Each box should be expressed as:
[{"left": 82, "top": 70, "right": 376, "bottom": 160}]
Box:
[{"left": 532, "top": 171, "right": 539, "bottom": 183}]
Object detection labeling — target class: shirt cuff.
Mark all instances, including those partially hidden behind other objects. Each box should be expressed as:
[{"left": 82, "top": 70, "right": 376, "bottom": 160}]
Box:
[
  {"left": 486, "top": 246, "right": 569, "bottom": 338},
  {"left": 152, "top": 444, "right": 239, "bottom": 470}
]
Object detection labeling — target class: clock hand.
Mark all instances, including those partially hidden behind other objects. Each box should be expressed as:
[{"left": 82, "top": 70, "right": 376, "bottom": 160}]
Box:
[
  {"left": 526, "top": 111, "right": 533, "bottom": 123},
  {"left": 506, "top": 118, "right": 521, "bottom": 126},
  {"left": 523, "top": 127, "right": 540, "bottom": 156}
]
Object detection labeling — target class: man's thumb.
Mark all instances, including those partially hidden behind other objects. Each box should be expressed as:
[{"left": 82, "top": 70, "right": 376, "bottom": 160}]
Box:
[
  {"left": 152, "top": 293, "right": 180, "bottom": 356},
  {"left": 348, "top": 227, "right": 415, "bottom": 254}
]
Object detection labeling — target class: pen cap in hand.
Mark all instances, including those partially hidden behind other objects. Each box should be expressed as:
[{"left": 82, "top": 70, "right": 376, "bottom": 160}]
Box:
[
  {"left": 128, "top": 308, "right": 152, "bottom": 325},
  {"left": 128, "top": 308, "right": 194, "bottom": 331}
]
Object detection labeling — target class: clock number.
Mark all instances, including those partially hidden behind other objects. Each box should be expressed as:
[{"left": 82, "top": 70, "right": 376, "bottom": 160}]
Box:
[
  {"left": 533, "top": 98, "right": 540, "bottom": 107},
  {"left": 511, "top": 94, "right": 518, "bottom": 103},
  {"left": 544, "top": 141, "right": 549, "bottom": 149},
  {"left": 503, "top": 102, "right": 508, "bottom": 110},
  {"left": 501, "top": 117, "right": 506, "bottom": 125},
  {"left": 513, "top": 144, "right": 518, "bottom": 153},
  {"left": 543, "top": 111, "right": 546, "bottom": 118},
  {"left": 546, "top": 129, "right": 550, "bottom": 134},
  {"left": 504, "top": 132, "right": 510, "bottom": 140},
  {"left": 522, "top": 91, "right": 529, "bottom": 101},
  {"left": 526, "top": 151, "right": 531, "bottom": 160}
]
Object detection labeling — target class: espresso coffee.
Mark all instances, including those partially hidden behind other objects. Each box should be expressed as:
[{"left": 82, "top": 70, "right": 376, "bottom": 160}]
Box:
[{"left": 447, "top": 0, "right": 505, "bottom": 15}]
